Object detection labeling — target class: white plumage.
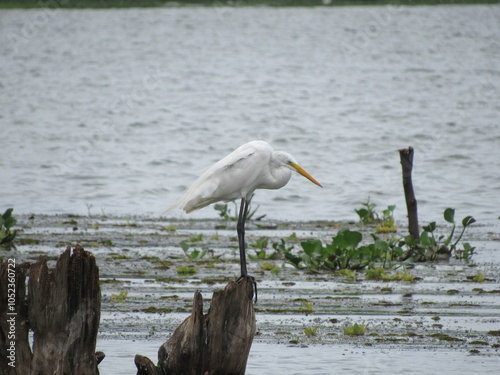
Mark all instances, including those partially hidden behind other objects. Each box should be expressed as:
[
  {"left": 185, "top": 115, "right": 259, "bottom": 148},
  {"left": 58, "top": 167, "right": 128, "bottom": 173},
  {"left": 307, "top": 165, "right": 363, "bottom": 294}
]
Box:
[{"left": 166, "top": 140, "right": 321, "bottom": 214}]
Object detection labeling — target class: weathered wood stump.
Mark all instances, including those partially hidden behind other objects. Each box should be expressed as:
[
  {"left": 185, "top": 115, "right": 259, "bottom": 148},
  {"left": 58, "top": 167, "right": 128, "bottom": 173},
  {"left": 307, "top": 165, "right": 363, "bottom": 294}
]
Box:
[
  {"left": 399, "top": 146, "right": 420, "bottom": 240},
  {"left": 0, "top": 245, "right": 103, "bottom": 375},
  {"left": 135, "top": 277, "right": 256, "bottom": 375}
]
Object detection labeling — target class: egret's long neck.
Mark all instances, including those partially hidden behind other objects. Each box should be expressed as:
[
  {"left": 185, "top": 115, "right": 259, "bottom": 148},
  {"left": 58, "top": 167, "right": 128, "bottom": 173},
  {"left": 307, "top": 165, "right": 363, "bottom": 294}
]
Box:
[{"left": 267, "top": 154, "right": 292, "bottom": 190}]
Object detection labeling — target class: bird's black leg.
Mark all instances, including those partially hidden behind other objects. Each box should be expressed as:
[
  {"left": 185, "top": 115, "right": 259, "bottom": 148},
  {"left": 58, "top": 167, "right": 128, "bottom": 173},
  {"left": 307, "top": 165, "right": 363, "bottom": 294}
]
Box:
[
  {"left": 237, "top": 197, "right": 248, "bottom": 276},
  {"left": 236, "top": 197, "right": 257, "bottom": 302}
]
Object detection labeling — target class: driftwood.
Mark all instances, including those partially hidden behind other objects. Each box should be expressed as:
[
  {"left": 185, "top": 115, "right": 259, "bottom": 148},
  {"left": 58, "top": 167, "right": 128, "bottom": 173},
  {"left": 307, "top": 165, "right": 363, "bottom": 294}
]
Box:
[
  {"left": 0, "top": 245, "right": 103, "bottom": 375},
  {"left": 399, "top": 146, "right": 420, "bottom": 240},
  {"left": 135, "top": 277, "right": 256, "bottom": 375},
  {"left": 2, "top": 244, "right": 254, "bottom": 375}
]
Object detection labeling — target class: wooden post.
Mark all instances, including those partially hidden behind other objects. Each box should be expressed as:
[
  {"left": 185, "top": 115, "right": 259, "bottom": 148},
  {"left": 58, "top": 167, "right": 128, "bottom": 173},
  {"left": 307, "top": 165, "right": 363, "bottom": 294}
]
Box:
[
  {"left": 399, "top": 147, "right": 420, "bottom": 240},
  {"left": 135, "top": 277, "right": 256, "bottom": 375},
  {"left": 0, "top": 245, "right": 103, "bottom": 375}
]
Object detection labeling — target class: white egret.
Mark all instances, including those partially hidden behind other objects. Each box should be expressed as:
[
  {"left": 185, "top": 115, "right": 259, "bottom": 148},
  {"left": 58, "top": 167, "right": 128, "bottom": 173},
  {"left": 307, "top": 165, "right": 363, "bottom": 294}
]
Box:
[{"left": 165, "top": 140, "right": 322, "bottom": 300}]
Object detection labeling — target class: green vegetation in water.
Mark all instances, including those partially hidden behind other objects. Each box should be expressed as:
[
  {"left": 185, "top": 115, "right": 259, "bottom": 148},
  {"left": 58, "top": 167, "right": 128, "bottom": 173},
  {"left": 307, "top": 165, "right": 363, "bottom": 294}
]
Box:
[
  {"left": 470, "top": 272, "right": 485, "bottom": 283},
  {"left": 274, "top": 207, "right": 475, "bottom": 272},
  {"left": 298, "top": 301, "right": 314, "bottom": 315},
  {"left": 16, "top": 238, "right": 40, "bottom": 245},
  {"left": 355, "top": 198, "right": 379, "bottom": 224},
  {"left": 365, "top": 267, "right": 415, "bottom": 282},
  {"left": 0, "top": 208, "right": 17, "bottom": 250},
  {"left": 141, "top": 255, "right": 172, "bottom": 269},
  {"left": 155, "top": 276, "right": 186, "bottom": 284},
  {"left": 427, "top": 333, "right": 464, "bottom": 342},
  {"left": 177, "top": 266, "right": 197, "bottom": 275},
  {"left": 260, "top": 262, "right": 281, "bottom": 274},
  {"left": 180, "top": 241, "right": 211, "bottom": 260},
  {"left": 344, "top": 322, "right": 368, "bottom": 336},
  {"left": 110, "top": 290, "right": 128, "bottom": 303},
  {"left": 355, "top": 199, "right": 396, "bottom": 233},
  {"left": 304, "top": 326, "right": 318, "bottom": 337},
  {"left": 278, "top": 228, "right": 403, "bottom": 271},
  {"left": 188, "top": 234, "right": 203, "bottom": 242},
  {"left": 335, "top": 269, "right": 356, "bottom": 280},
  {"left": 376, "top": 205, "right": 397, "bottom": 233},
  {"left": 408, "top": 208, "right": 476, "bottom": 261},
  {"left": 141, "top": 306, "right": 173, "bottom": 314},
  {"left": 161, "top": 224, "right": 177, "bottom": 232},
  {"left": 249, "top": 237, "right": 282, "bottom": 260},
  {"left": 101, "top": 239, "right": 114, "bottom": 247},
  {"left": 214, "top": 193, "right": 265, "bottom": 222},
  {"left": 106, "top": 253, "right": 131, "bottom": 261}
]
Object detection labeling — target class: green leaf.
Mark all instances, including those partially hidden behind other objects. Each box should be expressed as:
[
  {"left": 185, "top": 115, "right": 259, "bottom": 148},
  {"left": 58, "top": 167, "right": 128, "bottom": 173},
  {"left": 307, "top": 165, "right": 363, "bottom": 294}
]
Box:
[
  {"left": 420, "top": 231, "right": 434, "bottom": 247},
  {"left": 301, "top": 239, "right": 323, "bottom": 257},
  {"left": 1, "top": 208, "right": 16, "bottom": 230},
  {"left": 334, "top": 229, "right": 362, "bottom": 249},
  {"left": 200, "top": 247, "right": 209, "bottom": 258},
  {"left": 374, "top": 240, "right": 389, "bottom": 252},
  {"left": 444, "top": 208, "right": 455, "bottom": 224},
  {"left": 355, "top": 208, "right": 368, "bottom": 219},
  {"left": 404, "top": 235, "right": 417, "bottom": 247},
  {"left": 462, "top": 216, "right": 476, "bottom": 227},
  {"left": 422, "top": 222, "right": 436, "bottom": 233},
  {"left": 2, "top": 208, "right": 14, "bottom": 220},
  {"left": 301, "top": 240, "right": 321, "bottom": 257},
  {"left": 345, "top": 230, "right": 362, "bottom": 248},
  {"left": 180, "top": 241, "right": 190, "bottom": 252},
  {"left": 283, "top": 253, "right": 303, "bottom": 269}
]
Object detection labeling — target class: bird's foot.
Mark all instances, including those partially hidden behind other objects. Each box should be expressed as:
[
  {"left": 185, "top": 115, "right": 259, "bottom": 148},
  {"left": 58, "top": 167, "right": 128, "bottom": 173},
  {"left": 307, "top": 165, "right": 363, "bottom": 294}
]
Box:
[{"left": 237, "top": 274, "right": 257, "bottom": 303}]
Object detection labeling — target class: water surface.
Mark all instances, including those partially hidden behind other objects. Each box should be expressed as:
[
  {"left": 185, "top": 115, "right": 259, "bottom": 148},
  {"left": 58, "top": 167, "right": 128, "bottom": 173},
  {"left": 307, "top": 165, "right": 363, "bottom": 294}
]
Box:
[
  {"left": 97, "top": 340, "right": 500, "bottom": 375},
  {"left": 1, "top": 5, "right": 499, "bottom": 223}
]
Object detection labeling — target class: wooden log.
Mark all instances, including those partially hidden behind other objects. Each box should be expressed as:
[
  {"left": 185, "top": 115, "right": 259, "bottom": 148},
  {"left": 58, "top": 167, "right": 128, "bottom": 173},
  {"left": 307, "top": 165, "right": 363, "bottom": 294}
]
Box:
[
  {"left": 28, "top": 244, "right": 102, "bottom": 375},
  {"left": 135, "top": 277, "right": 256, "bottom": 375}
]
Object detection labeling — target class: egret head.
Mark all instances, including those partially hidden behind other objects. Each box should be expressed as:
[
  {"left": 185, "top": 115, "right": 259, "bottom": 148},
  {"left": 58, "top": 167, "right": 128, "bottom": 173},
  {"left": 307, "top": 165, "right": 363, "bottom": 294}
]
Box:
[{"left": 275, "top": 152, "right": 323, "bottom": 188}]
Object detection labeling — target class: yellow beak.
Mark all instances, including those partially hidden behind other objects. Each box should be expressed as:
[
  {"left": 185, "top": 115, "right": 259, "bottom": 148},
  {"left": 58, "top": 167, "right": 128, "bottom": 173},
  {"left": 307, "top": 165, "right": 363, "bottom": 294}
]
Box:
[{"left": 289, "top": 162, "right": 323, "bottom": 188}]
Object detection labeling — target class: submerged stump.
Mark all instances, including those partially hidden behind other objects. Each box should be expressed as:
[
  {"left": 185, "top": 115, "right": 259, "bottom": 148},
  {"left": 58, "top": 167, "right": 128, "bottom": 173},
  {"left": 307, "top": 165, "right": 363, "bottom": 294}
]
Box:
[
  {"left": 135, "top": 277, "right": 256, "bottom": 375},
  {"left": 0, "top": 245, "right": 103, "bottom": 375}
]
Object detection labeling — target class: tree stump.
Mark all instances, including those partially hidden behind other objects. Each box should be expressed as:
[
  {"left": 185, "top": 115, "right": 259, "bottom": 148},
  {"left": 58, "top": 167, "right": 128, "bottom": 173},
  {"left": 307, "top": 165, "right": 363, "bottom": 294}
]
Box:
[
  {"left": 0, "top": 245, "right": 103, "bottom": 375},
  {"left": 135, "top": 277, "right": 256, "bottom": 375},
  {"left": 399, "top": 146, "right": 420, "bottom": 240}
]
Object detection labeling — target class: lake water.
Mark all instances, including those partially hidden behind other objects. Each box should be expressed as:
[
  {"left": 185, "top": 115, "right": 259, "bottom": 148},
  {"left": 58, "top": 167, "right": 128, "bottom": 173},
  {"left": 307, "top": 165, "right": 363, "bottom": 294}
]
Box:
[
  {"left": 97, "top": 339, "right": 500, "bottom": 375},
  {"left": 1, "top": 5, "right": 499, "bottom": 224}
]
